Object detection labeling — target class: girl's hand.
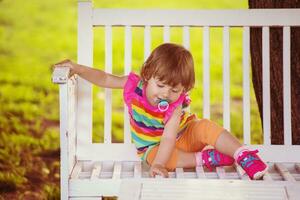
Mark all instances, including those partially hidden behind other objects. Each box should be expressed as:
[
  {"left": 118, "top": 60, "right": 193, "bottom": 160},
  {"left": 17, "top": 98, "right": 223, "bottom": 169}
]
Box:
[
  {"left": 149, "top": 163, "right": 169, "bottom": 178},
  {"left": 53, "top": 59, "right": 77, "bottom": 77}
]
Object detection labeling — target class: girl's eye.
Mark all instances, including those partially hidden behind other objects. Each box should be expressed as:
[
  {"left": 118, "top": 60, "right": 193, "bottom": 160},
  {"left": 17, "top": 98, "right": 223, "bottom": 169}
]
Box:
[
  {"left": 172, "top": 90, "right": 179, "bottom": 93},
  {"left": 157, "top": 84, "right": 164, "bottom": 88}
]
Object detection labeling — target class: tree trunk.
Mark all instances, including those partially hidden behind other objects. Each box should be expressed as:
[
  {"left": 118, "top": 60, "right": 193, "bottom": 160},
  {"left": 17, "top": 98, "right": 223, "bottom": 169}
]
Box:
[{"left": 248, "top": 0, "right": 300, "bottom": 144}]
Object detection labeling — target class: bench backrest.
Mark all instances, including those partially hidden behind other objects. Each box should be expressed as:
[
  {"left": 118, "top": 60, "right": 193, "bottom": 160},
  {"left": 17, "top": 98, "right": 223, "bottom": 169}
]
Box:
[{"left": 75, "top": 1, "right": 300, "bottom": 161}]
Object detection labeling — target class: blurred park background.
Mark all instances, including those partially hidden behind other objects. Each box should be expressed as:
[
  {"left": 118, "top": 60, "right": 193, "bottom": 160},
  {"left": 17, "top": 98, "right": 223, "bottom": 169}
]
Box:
[{"left": 0, "top": 0, "right": 266, "bottom": 199}]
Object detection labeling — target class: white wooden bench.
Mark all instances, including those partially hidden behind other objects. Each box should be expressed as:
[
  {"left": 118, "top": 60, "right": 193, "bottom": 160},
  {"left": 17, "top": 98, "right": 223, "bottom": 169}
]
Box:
[{"left": 52, "top": 1, "right": 300, "bottom": 199}]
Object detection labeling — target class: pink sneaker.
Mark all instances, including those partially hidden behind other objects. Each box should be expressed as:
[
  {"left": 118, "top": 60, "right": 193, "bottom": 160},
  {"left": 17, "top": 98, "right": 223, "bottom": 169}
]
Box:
[
  {"left": 236, "top": 150, "right": 268, "bottom": 180},
  {"left": 201, "top": 149, "right": 235, "bottom": 171}
]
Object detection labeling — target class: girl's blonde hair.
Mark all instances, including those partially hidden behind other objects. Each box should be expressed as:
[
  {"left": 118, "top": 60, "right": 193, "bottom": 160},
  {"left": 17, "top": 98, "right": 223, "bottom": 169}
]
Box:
[{"left": 140, "top": 43, "right": 195, "bottom": 92}]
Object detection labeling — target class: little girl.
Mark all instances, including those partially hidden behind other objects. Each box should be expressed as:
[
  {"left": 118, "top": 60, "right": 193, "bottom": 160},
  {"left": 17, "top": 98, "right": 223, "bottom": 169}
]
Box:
[{"left": 55, "top": 43, "right": 268, "bottom": 180}]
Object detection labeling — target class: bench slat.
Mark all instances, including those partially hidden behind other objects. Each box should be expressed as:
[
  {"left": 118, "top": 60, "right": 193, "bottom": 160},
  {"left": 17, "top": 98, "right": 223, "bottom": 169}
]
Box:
[
  {"left": 124, "top": 25, "right": 132, "bottom": 144},
  {"left": 283, "top": 26, "right": 292, "bottom": 146},
  {"left": 163, "top": 26, "right": 170, "bottom": 43},
  {"left": 203, "top": 26, "right": 210, "bottom": 119},
  {"left": 175, "top": 168, "right": 184, "bottom": 179},
  {"left": 216, "top": 167, "right": 226, "bottom": 179},
  {"left": 262, "top": 27, "right": 271, "bottom": 145},
  {"left": 134, "top": 162, "right": 142, "bottom": 178},
  {"left": 223, "top": 26, "right": 230, "bottom": 131},
  {"left": 104, "top": 25, "right": 112, "bottom": 144},
  {"left": 242, "top": 26, "right": 251, "bottom": 145},
  {"left": 195, "top": 166, "right": 206, "bottom": 179},
  {"left": 274, "top": 163, "right": 296, "bottom": 182},
  {"left": 90, "top": 162, "right": 102, "bottom": 179},
  {"left": 71, "top": 162, "right": 83, "bottom": 179},
  {"left": 112, "top": 162, "right": 122, "bottom": 179}
]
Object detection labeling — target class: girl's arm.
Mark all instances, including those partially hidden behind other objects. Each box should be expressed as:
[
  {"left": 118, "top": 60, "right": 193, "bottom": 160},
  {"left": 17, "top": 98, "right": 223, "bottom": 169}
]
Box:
[
  {"left": 54, "top": 59, "right": 128, "bottom": 89},
  {"left": 149, "top": 106, "right": 182, "bottom": 177}
]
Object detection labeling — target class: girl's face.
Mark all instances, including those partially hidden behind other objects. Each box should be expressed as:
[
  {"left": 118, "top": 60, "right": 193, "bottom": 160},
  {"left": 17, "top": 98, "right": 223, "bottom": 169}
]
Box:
[{"left": 145, "top": 76, "right": 184, "bottom": 106}]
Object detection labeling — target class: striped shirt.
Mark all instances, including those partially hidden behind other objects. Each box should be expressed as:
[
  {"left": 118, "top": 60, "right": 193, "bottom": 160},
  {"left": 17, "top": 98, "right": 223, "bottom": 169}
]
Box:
[{"left": 123, "top": 72, "right": 195, "bottom": 160}]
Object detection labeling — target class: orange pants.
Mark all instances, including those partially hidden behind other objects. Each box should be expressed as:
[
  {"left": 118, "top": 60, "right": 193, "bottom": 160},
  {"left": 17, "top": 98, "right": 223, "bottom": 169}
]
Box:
[{"left": 146, "top": 119, "right": 225, "bottom": 171}]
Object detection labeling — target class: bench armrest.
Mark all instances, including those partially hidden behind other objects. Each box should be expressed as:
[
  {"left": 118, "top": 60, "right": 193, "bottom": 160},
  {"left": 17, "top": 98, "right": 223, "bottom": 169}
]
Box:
[{"left": 52, "top": 67, "right": 71, "bottom": 84}]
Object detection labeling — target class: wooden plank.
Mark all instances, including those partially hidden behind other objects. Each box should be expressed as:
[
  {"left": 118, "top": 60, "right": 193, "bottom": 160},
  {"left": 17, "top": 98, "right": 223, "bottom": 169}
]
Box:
[
  {"left": 263, "top": 171, "right": 273, "bottom": 181},
  {"left": 203, "top": 26, "right": 210, "bottom": 119},
  {"left": 134, "top": 162, "right": 142, "bottom": 178},
  {"left": 59, "top": 83, "right": 70, "bottom": 200},
  {"left": 285, "top": 185, "right": 300, "bottom": 200},
  {"left": 144, "top": 25, "right": 151, "bottom": 61},
  {"left": 262, "top": 26, "right": 271, "bottom": 145},
  {"left": 242, "top": 26, "right": 251, "bottom": 145},
  {"left": 139, "top": 179, "right": 287, "bottom": 200},
  {"left": 163, "top": 25, "right": 170, "bottom": 42},
  {"left": 104, "top": 25, "right": 112, "bottom": 144},
  {"left": 77, "top": 144, "right": 300, "bottom": 162},
  {"left": 124, "top": 25, "right": 132, "bottom": 144},
  {"left": 274, "top": 163, "right": 296, "bottom": 182},
  {"left": 76, "top": 0, "right": 93, "bottom": 162},
  {"left": 92, "top": 9, "right": 300, "bottom": 26},
  {"left": 182, "top": 26, "right": 190, "bottom": 49},
  {"left": 175, "top": 168, "right": 184, "bottom": 179},
  {"left": 112, "top": 162, "right": 122, "bottom": 179},
  {"left": 195, "top": 166, "right": 206, "bottom": 179},
  {"left": 283, "top": 26, "right": 292, "bottom": 145},
  {"left": 90, "top": 162, "right": 102, "bottom": 179},
  {"left": 119, "top": 181, "right": 141, "bottom": 200},
  {"left": 223, "top": 26, "right": 230, "bottom": 131},
  {"left": 216, "top": 167, "right": 226, "bottom": 179},
  {"left": 71, "top": 162, "right": 83, "bottom": 179}
]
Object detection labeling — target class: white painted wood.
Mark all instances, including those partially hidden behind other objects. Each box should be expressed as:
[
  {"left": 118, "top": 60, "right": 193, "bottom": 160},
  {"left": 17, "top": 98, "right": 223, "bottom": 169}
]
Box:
[
  {"left": 112, "top": 162, "right": 122, "bottom": 179},
  {"left": 71, "top": 162, "right": 83, "bottom": 179},
  {"left": 92, "top": 9, "right": 300, "bottom": 26},
  {"left": 249, "top": 145, "right": 300, "bottom": 162},
  {"left": 90, "top": 162, "right": 102, "bottom": 179},
  {"left": 163, "top": 26, "right": 170, "bottom": 43},
  {"left": 77, "top": 143, "right": 139, "bottom": 161},
  {"left": 119, "top": 181, "right": 141, "bottom": 200},
  {"left": 242, "top": 26, "right": 251, "bottom": 145},
  {"left": 68, "top": 79, "right": 77, "bottom": 174},
  {"left": 69, "top": 179, "right": 122, "bottom": 196},
  {"left": 124, "top": 25, "right": 132, "bottom": 144},
  {"left": 283, "top": 26, "right": 292, "bottom": 146},
  {"left": 131, "top": 179, "right": 288, "bottom": 200},
  {"left": 52, "top": 67, "right": 70, "bottom": 84},
  {"left": 262, "top": 27, "right": 271, "bottom": 145},
  {"left": 195, "top": 166, "right": 206, "bottom": 179},
  {"left": 263, "top": 171, "right": 273, "bottom": 181},
  {"left": 216, "top": 167, "right": 226, "bottom": 179},
  {"left": 285, "top": 185, "right": 300, "bottom": 200},
  {"left": 175, "top": 168, "right": 184, "bottom": 179},
  {"left": 203, "top": 26, "right": 210, "bottom": 119},
  {"left": 104, "top": 25, "right": 112, "bottom": 144},
  {"left": 144, "top": 25, "right": 151, "bottom": 61},
  {"left": 59, "top": 83, "right": 70, "bottom": 200},
  {"left": 70, "top": 198, "right": 102, "bottom": 200},
  {"left": 223, "top": 26, "right": 230, "bottom": 131},
  {"left": 134, "top": 162, "right": 142, "bottom": 178},
  {"left": 274, "top": 163, "right": 296, "bottom": 182},
  {"left": 182, "top": 26, "right": 190, "bottom": 49},
  {"left": 77, "top": 0, "right": 93, "bottom": 159}
]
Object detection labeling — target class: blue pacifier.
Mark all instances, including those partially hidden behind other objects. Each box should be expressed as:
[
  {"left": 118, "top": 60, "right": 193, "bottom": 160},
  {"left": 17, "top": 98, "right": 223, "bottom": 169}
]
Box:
[{"left": 158, "top": 99, "right": 169, "bottom": 112}]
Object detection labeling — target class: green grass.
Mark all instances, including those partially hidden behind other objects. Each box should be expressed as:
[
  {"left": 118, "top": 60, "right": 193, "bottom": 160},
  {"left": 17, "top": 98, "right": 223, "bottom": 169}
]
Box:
[{"left": 0, "top": 0, "right": 264, "bottom": 198}]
